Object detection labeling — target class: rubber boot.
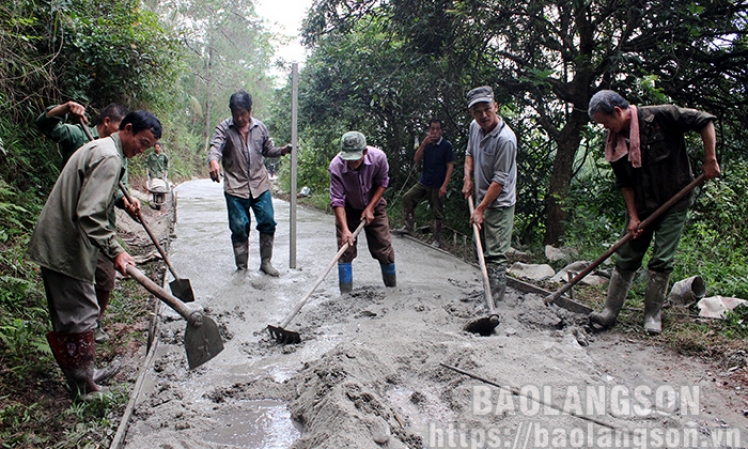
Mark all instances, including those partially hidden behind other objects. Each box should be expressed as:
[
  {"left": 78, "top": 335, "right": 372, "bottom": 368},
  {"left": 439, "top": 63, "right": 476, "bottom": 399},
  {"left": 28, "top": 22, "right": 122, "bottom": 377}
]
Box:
[
  {"left": 94, "top": 287, "right": 111, "bottom": 344},
  {"left": 46, "top": 330, "right": 108, "bottom": 401},
  {"left": 233, "top": 240, "right": 249, "bottom": 271},
  {"left": 589, "top": 267, "right": 636, "bottom": 329},
  {"left": 338, "top": 262, "right": 352, "bottom": 294},
  {"left": 644, "top": 269, "right": 670, "bottom": 335},
  {"left": 381, "top": 263, "right": 397, "bottom": 287},
  {"left": 93, "top": 359, "right": 121, "bottom": 385},
  {"left": 431, "top": 219, "right": 443, "bottom": 248},
  {"left": 94, "top": 319, "right": 109, "bottom": 344},
  {"left": 393, "top": 210, "right": 414, "bottom": 236},
  {"left": 488, "top": 263, "right": 506, "bottom": 305},
  {"left": 259, "top": 233, "right": 280, "bottom": 277}
]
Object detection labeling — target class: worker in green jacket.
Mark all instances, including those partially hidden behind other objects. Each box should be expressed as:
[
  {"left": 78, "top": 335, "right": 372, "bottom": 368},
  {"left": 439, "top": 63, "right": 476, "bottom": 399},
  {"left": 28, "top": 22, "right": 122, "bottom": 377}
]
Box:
[
  {"left": 29, "top": 110, "right": 162, "bottom": 400},
  {"left": 36, "top": 101, "right": 131, "bottom": 344}
]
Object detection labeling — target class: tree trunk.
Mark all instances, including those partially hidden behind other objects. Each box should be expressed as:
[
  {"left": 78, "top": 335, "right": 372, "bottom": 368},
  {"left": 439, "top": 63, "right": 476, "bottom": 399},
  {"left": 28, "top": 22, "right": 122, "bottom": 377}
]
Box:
[{"left": 543, "top": 108, "right": 588, "bottom": 246}]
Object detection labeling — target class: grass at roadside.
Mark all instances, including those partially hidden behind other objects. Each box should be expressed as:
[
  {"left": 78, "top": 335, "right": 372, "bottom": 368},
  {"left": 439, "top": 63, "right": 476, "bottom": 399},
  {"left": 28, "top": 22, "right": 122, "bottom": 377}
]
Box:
[{"left": 0, "top": 177, "right": 161, "bottom": 448}]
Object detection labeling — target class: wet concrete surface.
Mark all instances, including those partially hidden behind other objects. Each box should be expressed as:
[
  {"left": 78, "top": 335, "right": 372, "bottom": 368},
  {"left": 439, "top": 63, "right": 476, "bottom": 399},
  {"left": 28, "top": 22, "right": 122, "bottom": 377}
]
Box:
[{"left": 120, "top": 179, "right": 748, "bottom": 449}]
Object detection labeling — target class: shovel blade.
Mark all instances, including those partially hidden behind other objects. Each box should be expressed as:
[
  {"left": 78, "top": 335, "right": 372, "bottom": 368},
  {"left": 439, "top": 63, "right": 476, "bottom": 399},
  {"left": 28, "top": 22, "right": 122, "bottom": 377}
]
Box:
[
  {"left": 267, "top": 325, "right": 301, "bottom": 344},
  {"left": 170, "top": 278, "right": 195, "bottom": 303},
  {"left": 184, "top": 314, "right": 224, "bottom": 369},
  {"left": 464, "top": 314, "right": 500, "bottom": 336}
]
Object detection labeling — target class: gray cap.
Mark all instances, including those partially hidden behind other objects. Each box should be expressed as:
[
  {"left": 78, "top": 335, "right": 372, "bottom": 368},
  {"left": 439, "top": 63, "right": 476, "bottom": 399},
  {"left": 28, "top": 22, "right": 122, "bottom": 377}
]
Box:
[
  {"left": 340, "top": 131, "right": 366, "bottom": 161},
  {"left": 467, "top": 86, "right": 494, "bottom": 108}
]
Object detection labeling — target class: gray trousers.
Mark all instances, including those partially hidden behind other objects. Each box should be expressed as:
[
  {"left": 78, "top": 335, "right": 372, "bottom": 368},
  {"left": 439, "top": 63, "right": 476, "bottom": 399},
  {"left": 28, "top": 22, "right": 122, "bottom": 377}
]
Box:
[{"left": 41, "top": 268, "right": 99, "bottom": 333}]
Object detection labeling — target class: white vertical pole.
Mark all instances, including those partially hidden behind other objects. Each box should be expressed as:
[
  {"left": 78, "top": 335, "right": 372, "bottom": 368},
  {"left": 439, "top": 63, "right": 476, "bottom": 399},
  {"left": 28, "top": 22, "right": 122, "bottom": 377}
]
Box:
[{"left": 290, "top": 63, "right": 298, "bottom": 269}]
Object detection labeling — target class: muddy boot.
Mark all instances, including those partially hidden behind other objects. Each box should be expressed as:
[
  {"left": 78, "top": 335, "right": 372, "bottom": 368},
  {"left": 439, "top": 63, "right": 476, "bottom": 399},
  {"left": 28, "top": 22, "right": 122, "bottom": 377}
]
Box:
[
  {"left": 588, "top": 267, "right": 636, "bottom": 329},
  {"left": 338, "top": 262, "right": 352, "bottom": 294},
  {"left": 259, "top": 233, "right": 280, "bottom": 277},
  {"left": 46, "top": 330, "right": 108, "bottom": 401},
  {"left": 644, "top": 269, "right": 670, "bottom": 335},
  {"left": 93, "top": 359, "right": 121, "bottom": 385},
  {"left": 94, "top": 320, "right": 109, "bottom": 344},
  {"left": 381, "top": 263, "right": 397, "bottom": 287},
  {"left": 488, "top": 263, "right": 506, "bottom": 305},
  {"left": 431, "top": 219, "right": 443, "bottom": 248},
  {"left": 232, "top": 240, "right": 249, "bottom": 271},
  {"left": 392, "top": 210, "right": 414, "bottom": 236}
]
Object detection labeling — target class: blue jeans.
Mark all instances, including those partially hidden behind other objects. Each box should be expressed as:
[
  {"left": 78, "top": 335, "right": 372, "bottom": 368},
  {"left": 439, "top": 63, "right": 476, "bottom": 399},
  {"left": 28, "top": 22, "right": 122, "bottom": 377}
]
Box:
[{"left": 225, "top": 191, "right": 277, "bottom": 244}]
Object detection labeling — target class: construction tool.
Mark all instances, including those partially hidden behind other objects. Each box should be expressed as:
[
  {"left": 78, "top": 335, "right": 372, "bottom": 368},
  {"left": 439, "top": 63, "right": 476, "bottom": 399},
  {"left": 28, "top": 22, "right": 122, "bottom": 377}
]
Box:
[
  {"left": 118, "top": 182, "right": 195, "bottom": 302},
  {"left": 80, "top": 123, "right": 195, "bottom": 303},
  {"left": 440, "top": 363, "right": 630, "bottom": 435},
  {"left": 267, "top": 221, "right": 366, "bottom": 344},
  {"left": 544, "top": 174, "right": 706, "bottom": 307},
  {"left": 463, "top": 196, "right": 500, "bottom": 336},
  {"left": 126, "top": 265, "right": 223, "bottom": 369}
]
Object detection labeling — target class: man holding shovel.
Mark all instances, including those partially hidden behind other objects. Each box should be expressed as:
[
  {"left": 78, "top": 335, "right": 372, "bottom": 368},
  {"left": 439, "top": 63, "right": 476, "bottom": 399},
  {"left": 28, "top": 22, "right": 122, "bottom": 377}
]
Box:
[
  {"left": 329, "top": 131, "right": 396, "bottom": 293},
  {"left": 29, "top": 111, "right": 161, "bottom": 400},
  {"left": 36, "top": 101, "right": 132, "bottom": 344},
  {"left": 208, "top": 90, "right": 292, "bottom": 275},
  {"left": 462, "top": 86, "right": 517, "bottom": 305},
  {"left": 588, "top": 90, "right": 720, "bottom": 334}
]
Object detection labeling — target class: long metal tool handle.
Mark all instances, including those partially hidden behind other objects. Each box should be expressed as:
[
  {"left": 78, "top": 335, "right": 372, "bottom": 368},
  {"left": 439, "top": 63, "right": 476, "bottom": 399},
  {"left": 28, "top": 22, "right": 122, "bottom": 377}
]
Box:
[
  {"left": 126, "top": 264, "right": 195, "bottom": 322},
  {"left": 468, "top": 196, "right": 495, "bottom": 314},
  {"left": 118, "top": 182, "right": 181, "bottom": 281},
  {"left": 278, "top": 220, "right": 366, "bottom": 328},
  {"left": 80, "top": 122, "right": 182, "bottom": 282},
  {"left": 546, "top": 173, "right": 706, "bottom": 304}
]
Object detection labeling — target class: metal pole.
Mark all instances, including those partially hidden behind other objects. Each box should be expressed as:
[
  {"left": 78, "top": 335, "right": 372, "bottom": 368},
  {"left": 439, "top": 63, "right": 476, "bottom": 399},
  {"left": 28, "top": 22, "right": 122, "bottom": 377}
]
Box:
[{"left": 290, "top": 63, "right": 298, "bottom": 268}]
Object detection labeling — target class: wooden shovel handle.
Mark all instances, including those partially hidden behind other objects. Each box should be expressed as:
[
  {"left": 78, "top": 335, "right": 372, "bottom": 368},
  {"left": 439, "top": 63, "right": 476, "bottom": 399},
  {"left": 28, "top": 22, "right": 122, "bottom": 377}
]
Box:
[
  {"left": 278, "top": 220, "right": 366, "bottom": 328},
  {"left": 126, "top": 264, "right": 198, "bottom": 324},
  {"left": 468, "top": 196, "right": 496, "bottom": 315},
  {"left": 546, "top": 173, "right": 706, "bottom": 304},
  {"left": 81, "top": 121, "right": 181, "bottom": 281}
]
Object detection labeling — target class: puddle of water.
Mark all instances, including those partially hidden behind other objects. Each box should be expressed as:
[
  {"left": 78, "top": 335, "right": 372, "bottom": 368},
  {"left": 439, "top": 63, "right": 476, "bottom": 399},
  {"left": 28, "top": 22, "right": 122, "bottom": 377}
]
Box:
[{"left": 202, "top": 400, "right": 302, "bottom": 448}]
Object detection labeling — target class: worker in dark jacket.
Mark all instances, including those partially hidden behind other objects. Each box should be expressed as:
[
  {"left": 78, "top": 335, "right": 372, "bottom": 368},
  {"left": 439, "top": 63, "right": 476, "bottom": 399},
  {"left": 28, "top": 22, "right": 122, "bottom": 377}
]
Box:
[{"left": 588, "top": 90, "right": 720, "bottom": 334}]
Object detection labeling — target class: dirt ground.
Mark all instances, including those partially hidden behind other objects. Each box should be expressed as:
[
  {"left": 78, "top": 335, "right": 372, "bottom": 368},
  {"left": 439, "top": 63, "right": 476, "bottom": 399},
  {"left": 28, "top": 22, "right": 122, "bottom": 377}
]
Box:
[{"left": 118, "top": 179, "right": 748, "bottom": 449}]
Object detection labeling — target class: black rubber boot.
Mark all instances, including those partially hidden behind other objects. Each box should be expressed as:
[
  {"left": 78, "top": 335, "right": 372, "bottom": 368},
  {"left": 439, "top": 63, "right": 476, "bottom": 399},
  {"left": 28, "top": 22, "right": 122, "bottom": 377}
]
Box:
[
  {"left": 589, "top": 267, "right": 636, "bottom": 329},
  {"left": 260, "top": 233, "right": 280, "bottom": 277},
  {"left": 644, "top": 269, "right": 670, "bottom": 335},
  {"left": 232, "top": 241, "right": 249, "bottom": 271},
  {"left": 488, "top": 263, "right": 506, "bottom": 305},
  {"left": 393, "top": 210, "right": 414, "bottom": 236},
  {"left": 431, "top": 219, "right": 443, "bottom": 248}
]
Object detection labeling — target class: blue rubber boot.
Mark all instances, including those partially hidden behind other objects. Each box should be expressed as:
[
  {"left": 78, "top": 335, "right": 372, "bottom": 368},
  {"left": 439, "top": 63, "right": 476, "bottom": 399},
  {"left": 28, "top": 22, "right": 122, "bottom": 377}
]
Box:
[
  {"left": 338, "top": 262, "right": 352, "bottom": 294},
  {"left": 381, "top": 263, "right": 397, "bottom": 287}
]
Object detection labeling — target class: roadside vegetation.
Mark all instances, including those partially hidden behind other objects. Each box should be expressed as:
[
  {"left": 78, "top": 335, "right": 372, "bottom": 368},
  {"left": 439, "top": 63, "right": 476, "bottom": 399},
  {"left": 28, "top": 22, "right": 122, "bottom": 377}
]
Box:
[{"left": 2, "top": 0, "right": 748, "bottom": 447}]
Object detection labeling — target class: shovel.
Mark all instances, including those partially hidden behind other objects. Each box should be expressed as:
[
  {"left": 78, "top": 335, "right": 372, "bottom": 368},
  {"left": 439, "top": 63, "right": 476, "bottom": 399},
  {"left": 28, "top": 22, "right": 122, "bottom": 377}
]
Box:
[
  {"left": 464, "top": 196, "right": 500, "bottom": 336},
  {"left": 544, "top": 174, "right": 706, "bottom": 307},
  {"left": 118, "top": 182, "right": 195, "bottom": 303},
  {"left": 125, "top": 264, "right": 223, "bottom": 369},
  {"left": 79, "top": 122, "right": 195, "bottom": 303},
  {"left": 267, "top": 220, "right": 366, "bottom": 344}
]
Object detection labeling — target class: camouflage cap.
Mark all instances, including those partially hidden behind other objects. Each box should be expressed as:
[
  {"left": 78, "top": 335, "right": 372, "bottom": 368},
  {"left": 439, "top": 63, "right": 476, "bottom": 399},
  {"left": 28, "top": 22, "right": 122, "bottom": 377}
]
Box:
[
  {"left": 467, "top": 86, "right": 495, "bottom": 108},
  {"left": 340, "top": 131, "right": 366, "bottom": 161}
]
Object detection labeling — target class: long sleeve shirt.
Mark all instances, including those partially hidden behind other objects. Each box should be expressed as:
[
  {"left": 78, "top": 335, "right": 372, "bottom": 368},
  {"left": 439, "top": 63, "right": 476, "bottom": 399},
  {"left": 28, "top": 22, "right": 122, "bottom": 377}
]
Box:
[
  {"left": 329, "top": 147, "right": 390, "bottom": 211},
  {"left": 207, "top": 117, "right": 283, "bottom": 199},
  {"left": 35, "top": 106, "right": 128, "bottom": 233},
  {"left": 29, "top": 134, "right": 127, "bottom": 282}
]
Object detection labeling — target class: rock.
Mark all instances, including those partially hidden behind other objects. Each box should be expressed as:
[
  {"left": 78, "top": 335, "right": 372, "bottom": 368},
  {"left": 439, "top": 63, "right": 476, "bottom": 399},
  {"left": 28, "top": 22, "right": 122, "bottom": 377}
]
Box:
[
  {"left": 508, "top": 262, "right": 555, "bottom": 281},
  {"left": 545, "top": 245, "right": 579, "bottom": 262},
  {"left": 549, "top": 261, "right": 609, "bottom": 286}
]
